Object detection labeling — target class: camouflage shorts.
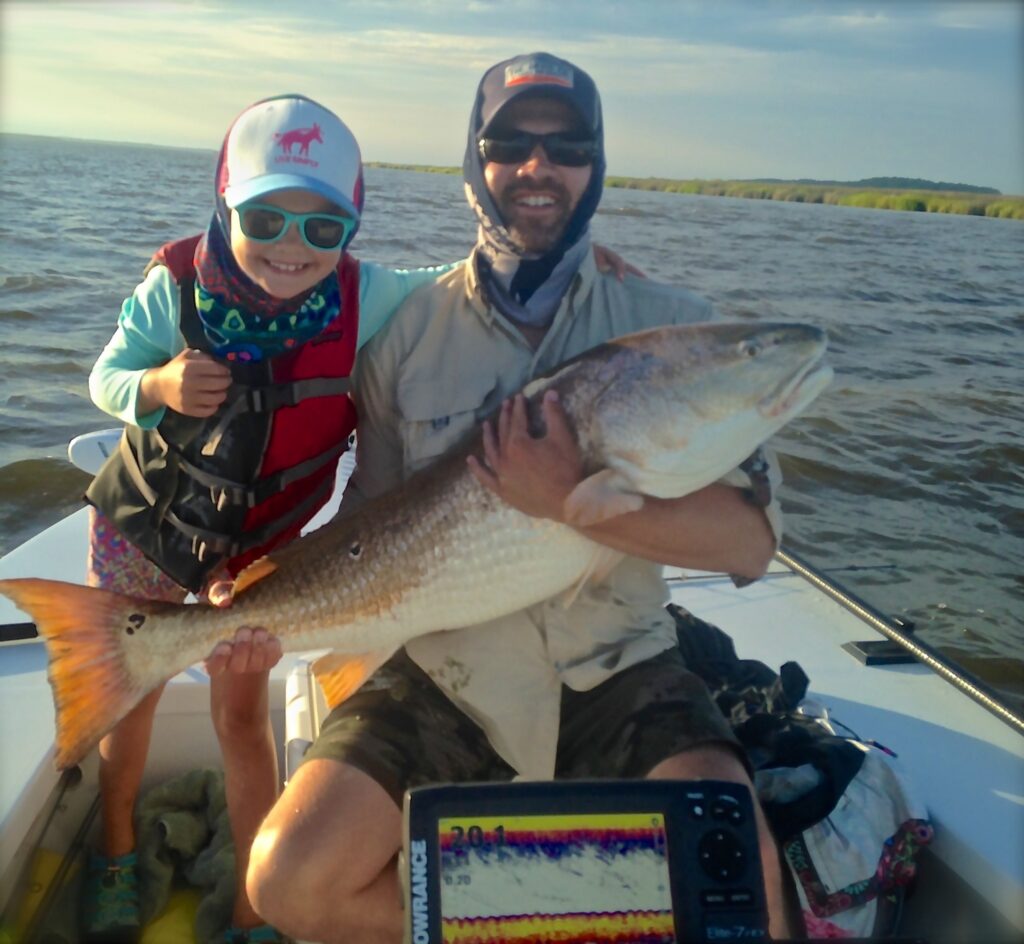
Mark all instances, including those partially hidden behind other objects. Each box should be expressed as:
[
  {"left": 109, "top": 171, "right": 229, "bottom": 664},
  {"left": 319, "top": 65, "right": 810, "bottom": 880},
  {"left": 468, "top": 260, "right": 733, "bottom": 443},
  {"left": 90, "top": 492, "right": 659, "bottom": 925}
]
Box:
[{"left": 303, "top": 645, "right": 747, "bottom": 805}]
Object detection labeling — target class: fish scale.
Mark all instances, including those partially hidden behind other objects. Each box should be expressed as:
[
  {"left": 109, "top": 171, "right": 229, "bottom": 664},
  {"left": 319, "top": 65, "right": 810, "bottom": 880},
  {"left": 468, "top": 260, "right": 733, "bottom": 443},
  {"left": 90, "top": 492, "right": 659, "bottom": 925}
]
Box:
[{"left": 0, "top": 320, "right": 833, "bottom": 768}]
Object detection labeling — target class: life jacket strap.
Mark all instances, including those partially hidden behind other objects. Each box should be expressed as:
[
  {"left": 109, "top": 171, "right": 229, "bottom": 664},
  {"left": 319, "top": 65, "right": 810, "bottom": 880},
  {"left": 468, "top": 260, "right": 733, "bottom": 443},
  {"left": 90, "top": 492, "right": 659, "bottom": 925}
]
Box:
[
  {"left": 118, "top": 431, "right": 161, "bottom": 506},
  {"left": 202, "top": 377, "right": 351, "bottom": 458},
  {"left": 177, "top": 440, "right": 348, "bottom": 509},
  {"left": 164, "top": 473, "right": 334, "bottom": 563},
  {"left": 116, "top": 426, "right": 337, "bottom": 560},
  {"left": 248, "top": 376, "right": 351, "bottom": 412}
]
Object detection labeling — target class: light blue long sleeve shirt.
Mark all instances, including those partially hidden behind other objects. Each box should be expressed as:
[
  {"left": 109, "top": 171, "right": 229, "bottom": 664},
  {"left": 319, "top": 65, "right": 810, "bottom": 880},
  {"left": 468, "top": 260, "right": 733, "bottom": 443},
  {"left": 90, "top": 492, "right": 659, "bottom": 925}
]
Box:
[{"left": 89, "top": 259, "right": 457, "bottom": 428}]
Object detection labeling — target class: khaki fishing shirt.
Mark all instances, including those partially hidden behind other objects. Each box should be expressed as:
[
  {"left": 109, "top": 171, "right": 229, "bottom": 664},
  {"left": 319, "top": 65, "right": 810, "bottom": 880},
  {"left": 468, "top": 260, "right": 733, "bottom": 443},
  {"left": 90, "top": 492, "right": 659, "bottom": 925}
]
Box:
[{"left": 344, "top": 251, "right": 783, "bottom": 778}]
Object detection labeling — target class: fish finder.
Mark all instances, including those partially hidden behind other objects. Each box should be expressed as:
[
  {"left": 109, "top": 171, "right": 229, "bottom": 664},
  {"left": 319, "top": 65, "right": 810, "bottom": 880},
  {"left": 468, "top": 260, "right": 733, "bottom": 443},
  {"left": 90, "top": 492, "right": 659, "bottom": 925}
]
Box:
[{"left": 400, "top": 779, "right": 769, "bottom": 943}]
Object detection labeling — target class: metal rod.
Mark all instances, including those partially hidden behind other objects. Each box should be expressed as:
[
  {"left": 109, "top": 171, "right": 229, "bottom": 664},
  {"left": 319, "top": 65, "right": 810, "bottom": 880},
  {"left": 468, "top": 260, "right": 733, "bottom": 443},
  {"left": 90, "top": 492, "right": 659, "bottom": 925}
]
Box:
[
  {"left": 20, "top": 770, "right": 97, "bottom": 943},
  {"left": 665, "top": 562, "right": 897, "bottom": 585},
  {"left": 775, "top": 546, "right": 1024, "bottom": 736}
]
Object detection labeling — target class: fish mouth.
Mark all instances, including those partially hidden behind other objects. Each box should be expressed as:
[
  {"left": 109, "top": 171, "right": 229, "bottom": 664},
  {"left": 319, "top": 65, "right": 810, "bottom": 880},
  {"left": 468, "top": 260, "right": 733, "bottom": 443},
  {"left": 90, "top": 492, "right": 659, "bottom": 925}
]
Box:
[{"left": 759, "top": 352, "right": 834, "bottom": 418}]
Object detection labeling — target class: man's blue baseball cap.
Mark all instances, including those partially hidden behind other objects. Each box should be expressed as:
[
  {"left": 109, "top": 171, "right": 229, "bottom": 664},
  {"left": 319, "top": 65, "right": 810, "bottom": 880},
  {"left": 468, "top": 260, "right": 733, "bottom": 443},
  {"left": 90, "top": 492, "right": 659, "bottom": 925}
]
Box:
[{"left": 475, "top": 51, "right": 603, "bottom": 139}]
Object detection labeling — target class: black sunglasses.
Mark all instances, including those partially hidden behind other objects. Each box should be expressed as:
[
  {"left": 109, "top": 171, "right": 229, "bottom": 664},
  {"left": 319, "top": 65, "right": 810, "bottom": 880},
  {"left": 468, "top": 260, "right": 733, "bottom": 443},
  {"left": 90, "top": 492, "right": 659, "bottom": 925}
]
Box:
[{"left": 478, "top": 132, "right": 598, "bottom": 168}]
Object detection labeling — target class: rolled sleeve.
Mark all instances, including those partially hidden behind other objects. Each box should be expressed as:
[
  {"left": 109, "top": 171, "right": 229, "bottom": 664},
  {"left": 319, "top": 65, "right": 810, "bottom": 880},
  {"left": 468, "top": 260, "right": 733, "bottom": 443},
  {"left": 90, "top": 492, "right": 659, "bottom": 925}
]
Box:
[{"left": 720, "top": 445, "right": 784, "bottom": 586}]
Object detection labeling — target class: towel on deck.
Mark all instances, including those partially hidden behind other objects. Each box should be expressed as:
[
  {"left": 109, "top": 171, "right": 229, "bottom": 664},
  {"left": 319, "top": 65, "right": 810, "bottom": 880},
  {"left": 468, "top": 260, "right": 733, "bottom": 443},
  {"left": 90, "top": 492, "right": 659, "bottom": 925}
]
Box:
[{"left": 135, "top": 767, "right": 235, "bottom": 944}]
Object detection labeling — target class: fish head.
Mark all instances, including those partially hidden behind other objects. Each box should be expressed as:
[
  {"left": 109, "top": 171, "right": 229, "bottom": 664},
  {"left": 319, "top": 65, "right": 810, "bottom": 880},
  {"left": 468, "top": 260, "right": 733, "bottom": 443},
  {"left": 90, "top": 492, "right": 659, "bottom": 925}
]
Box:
[
  {"left": 654, "top": 321, "right": 833, "bottom": 422},
  {"left": 569, "top": 321, "right": 833, "bottom": 498}
]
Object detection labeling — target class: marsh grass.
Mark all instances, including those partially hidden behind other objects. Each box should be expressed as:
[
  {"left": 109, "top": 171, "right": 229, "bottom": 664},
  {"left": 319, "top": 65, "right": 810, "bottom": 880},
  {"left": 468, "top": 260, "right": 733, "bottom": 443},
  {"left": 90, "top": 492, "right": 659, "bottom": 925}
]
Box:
[
  {"left": 365, "top": 164, "right": 1023, "bottom": 220},
  {"left": 604, "top": 177, "right": 1024, "bottom": 219},
  {"left": 367, "top": 162, "right": 461, "bottom": 175}
]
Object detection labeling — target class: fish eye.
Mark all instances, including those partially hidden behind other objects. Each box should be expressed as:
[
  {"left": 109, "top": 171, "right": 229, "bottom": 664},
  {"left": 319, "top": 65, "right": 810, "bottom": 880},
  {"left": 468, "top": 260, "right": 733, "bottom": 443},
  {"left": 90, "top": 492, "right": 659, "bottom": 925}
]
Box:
[{"left": 740, "top": 340, "right": 762, "bottom": 358}]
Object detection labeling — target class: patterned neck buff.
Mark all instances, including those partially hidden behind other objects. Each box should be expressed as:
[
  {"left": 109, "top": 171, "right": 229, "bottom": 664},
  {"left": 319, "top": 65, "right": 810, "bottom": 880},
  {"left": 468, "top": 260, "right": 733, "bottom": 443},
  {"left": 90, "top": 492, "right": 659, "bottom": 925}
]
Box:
[
  {"left": 469, "top": 187, "right": 591, "bottom": 329},
  {"left": 191, "top": 217, "right": 339, "bottom": 363}
]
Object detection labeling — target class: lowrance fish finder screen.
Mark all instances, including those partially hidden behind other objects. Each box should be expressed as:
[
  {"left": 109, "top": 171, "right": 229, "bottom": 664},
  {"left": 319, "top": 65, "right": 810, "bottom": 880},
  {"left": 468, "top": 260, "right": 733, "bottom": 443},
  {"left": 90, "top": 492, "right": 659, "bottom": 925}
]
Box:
[
  {"left": 436, "top": 812, "right": 675, "bottom": 943},
  {"left": 403, "top": 780, "right": 769, "bottom": 944}
]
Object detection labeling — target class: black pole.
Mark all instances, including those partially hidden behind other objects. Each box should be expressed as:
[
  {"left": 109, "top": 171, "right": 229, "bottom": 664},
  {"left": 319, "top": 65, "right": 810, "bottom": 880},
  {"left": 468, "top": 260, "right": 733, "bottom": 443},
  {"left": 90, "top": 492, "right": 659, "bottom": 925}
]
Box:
[{"left": 776, "top": 546, "right": 1024, "bottom": 737}]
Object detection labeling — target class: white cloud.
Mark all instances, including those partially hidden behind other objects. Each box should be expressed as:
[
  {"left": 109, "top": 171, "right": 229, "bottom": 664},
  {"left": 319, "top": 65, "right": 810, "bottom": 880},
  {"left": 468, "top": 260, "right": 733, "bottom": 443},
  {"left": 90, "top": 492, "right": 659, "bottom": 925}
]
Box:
[
  {"left": 931, "top": 2, "right": 1022, "bottom": 31},
  {"left": 1, "top": 1, "right": 1020, "bottom": 192},
  {"left": 775, "top": 11, "right": 893, "bottom": 34}
]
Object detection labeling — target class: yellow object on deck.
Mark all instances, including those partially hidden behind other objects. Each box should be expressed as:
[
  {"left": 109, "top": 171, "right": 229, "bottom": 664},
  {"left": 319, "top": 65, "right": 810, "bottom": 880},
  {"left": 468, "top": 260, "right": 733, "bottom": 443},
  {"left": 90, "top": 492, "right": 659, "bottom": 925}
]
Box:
[
  {"left": 10, "top": 847, "right": 73, "bottom": 940},
  {"left": 141, "top": 886, "right": 202, "bottom": 943}
]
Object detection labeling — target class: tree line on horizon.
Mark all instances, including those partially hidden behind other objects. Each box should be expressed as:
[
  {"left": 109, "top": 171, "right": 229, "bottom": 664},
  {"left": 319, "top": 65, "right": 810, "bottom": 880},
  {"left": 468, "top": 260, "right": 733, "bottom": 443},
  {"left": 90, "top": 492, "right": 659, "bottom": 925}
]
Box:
[
  {"left": 363, "top": 162, "right": 1022, "bottom": 219},
  {"left": 744, "top": 176, "right": 1000, "bottom": 195}
]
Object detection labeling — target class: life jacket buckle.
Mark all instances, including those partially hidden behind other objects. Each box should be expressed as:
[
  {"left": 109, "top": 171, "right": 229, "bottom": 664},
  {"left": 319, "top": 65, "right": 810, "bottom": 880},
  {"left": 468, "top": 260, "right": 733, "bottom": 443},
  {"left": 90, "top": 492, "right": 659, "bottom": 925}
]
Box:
[
  {"left": 250, "top": 383, "right": 300, "bottom": 412},
  {"left": 209, "top": 484, "right": 255, "bottom": 509}
]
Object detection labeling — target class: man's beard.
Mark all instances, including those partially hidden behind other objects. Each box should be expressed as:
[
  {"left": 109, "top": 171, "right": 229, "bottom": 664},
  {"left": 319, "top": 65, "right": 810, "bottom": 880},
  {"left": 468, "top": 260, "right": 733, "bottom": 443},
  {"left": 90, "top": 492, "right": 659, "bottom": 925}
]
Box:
[{"left": 497, "top": 180, "right": 574, "bottom": 254}]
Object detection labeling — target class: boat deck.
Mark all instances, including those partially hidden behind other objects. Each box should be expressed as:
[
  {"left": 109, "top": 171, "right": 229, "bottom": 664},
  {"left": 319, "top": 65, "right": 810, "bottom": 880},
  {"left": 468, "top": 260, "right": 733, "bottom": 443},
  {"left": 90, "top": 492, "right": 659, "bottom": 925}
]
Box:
[
  {"left": 664, "top": 560, "right": 1024, "bottom": 932},
  {"left": 2, "top": 492, "right": 1022, "bottom": 936}
]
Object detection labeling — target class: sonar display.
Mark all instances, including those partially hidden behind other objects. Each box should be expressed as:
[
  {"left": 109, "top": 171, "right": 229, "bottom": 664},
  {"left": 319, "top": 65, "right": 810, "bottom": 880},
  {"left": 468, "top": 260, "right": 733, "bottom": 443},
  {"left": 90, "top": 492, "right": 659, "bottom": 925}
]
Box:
[{"left": 436, "top": 811, "right": 676, "bottom": 943}]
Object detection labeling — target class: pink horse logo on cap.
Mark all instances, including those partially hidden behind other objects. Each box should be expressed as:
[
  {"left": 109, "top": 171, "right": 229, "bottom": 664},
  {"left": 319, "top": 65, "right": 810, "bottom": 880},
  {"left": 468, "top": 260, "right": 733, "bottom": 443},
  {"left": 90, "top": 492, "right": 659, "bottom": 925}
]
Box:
[{"left": 274, "top": 123, "right": 323, "bottom": 157}]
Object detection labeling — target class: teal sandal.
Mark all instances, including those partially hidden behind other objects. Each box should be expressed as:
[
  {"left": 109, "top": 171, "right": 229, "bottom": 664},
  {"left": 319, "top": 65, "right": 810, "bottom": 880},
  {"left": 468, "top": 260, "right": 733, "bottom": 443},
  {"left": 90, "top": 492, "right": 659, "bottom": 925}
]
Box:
[{"left": 81, "top": 850, "right": 141, "bottom": 943}]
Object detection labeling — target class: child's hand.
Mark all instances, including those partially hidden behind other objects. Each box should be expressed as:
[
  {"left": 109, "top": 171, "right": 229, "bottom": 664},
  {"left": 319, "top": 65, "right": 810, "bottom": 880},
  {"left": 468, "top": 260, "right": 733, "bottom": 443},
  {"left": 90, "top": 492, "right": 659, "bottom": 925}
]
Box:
[
  {"left": 140, "top": 348, "right": 232, "bottom": 417},
  {"left": 204, "top": 627, "right": 283, "bottom": 676}
]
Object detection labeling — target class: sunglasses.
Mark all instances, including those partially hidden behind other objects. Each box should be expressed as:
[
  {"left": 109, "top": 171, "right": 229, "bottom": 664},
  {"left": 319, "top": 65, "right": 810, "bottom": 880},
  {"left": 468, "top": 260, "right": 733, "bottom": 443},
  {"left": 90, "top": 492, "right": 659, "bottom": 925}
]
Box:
[
  {"left": 236, "top": 202, "right": 356, "bottom": 251},
  {"left": 478, "top": 132, "right": 598, "bottom": 168}
]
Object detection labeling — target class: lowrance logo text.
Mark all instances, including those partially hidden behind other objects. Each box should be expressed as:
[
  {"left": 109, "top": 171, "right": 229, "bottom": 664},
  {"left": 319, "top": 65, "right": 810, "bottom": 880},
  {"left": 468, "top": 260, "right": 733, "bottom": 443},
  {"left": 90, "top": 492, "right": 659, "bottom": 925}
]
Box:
[{"left": 409, "top": 839, "right": 430, "bottom": 943}]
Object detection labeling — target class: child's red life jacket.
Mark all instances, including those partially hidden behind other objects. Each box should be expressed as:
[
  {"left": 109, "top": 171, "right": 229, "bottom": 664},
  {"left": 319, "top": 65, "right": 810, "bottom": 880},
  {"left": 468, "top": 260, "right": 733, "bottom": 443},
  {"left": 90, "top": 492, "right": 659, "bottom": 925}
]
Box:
[{"left": 85, "top": 234, "right": 360, "bottom": 592}]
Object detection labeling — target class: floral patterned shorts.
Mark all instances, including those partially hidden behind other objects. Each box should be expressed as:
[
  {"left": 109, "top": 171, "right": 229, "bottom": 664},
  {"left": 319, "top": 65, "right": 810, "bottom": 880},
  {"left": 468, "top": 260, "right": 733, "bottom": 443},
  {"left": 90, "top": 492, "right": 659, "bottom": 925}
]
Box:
[{"left": 86, "top": 508, "right": 187, "bottom": 604}]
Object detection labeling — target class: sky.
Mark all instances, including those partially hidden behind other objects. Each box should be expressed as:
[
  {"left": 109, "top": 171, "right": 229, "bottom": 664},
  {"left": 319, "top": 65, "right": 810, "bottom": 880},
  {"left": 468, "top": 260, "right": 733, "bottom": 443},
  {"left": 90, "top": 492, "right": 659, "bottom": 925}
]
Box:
[{"left": 2, "top": 0, "right": 1022, "bottom": 194}]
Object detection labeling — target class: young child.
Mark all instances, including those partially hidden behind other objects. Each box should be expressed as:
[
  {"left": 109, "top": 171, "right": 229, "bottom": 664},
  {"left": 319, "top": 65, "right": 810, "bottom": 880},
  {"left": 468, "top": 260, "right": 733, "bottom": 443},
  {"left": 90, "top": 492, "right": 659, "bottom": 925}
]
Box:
[
  {"left": 82, "top": 92, "right": 633, "bottom": 943},
  {"left": 81, "top": 93, "right": 455, "bottom": 944}
]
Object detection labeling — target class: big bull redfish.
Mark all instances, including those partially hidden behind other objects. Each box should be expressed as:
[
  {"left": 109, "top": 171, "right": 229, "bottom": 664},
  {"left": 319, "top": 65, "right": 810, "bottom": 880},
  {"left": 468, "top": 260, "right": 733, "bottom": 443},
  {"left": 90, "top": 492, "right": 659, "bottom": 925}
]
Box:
[{"left": 0, "top": 322, "right": 832, "bottom": 769}]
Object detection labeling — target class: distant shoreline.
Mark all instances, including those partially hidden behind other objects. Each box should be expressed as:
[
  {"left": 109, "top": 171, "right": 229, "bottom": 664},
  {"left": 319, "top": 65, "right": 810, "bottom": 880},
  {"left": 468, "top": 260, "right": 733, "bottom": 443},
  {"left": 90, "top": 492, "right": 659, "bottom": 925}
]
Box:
[
  {"left": 366, "top": 162, "right": 1024, "bottom": 220},
  {"left": 3, "top": 137, "right": 1020, "bottom": 219}
]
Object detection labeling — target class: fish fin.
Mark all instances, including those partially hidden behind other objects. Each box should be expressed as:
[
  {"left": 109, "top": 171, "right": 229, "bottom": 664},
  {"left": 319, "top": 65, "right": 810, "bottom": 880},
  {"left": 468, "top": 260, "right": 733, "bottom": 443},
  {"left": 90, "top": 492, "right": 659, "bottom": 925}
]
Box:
[
  {"left": 0, "top": 578, "right": 150, "bottom": 770},
  {"left": 559, "top": 546, "right": 625, "bottom": 608},
  {"left": 311, "top": 648, "right": 396, "bottom": 711},
  {"left": 232, "top": 557, "right": 279, "bottom": 596},
  {"left": 563, "top": 469, "right": 644, "bottom": 527}
]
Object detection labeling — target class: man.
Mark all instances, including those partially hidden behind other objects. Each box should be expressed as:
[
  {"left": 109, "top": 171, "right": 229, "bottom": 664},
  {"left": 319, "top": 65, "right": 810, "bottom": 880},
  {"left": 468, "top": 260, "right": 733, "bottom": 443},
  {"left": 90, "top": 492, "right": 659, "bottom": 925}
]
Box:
[{"left": 247, "top": 52, "right": 795, "bottom": 942}]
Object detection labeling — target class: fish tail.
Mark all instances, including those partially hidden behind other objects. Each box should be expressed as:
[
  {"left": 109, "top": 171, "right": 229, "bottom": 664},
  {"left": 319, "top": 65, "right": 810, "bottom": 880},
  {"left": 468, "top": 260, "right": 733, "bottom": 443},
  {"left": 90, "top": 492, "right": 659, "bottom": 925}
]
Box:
[{"left": 0, "top": 578, "right": 149, "bottom": 770}]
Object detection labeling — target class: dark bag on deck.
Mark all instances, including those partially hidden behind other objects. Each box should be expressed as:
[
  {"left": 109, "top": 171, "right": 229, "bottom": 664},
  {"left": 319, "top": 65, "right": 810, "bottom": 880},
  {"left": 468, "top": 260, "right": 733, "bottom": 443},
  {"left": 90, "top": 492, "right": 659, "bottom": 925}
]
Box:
[{"left": 670, "top": 605, "right": 933, "bottom": 939}]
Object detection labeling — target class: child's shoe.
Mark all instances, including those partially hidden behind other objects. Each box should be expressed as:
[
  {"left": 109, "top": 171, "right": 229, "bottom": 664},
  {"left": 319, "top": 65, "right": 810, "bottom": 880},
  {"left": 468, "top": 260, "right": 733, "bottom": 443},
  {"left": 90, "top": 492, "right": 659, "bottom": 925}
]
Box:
[
  {"left": 81, "top": 850, "right": 141, "bottom": 943},
  {"left": 224, "top": 925, "right": 287, "bottom": 943}
]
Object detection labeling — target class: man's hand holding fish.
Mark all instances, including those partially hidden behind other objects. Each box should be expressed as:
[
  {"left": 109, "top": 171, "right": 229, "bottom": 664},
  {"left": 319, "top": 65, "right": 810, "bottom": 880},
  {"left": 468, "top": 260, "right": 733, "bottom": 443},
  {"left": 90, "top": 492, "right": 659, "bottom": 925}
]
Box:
[{"left": 469, "top": 388, "right": 778, "bottom": 579}]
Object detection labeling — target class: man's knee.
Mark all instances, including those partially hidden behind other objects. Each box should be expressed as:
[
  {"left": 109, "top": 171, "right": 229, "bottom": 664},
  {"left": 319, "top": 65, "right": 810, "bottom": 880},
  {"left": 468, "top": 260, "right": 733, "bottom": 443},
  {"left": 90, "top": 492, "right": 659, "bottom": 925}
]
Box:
[
  {"left": 248, "top": 810, "right": 347, "bottom": 934},
  {"left": 647, "top": 742, "right": 751, "bottom": 783},
  {"left": 248, "top": 816, "right": 309, "bottom": 916},
  {"left": 247, "top": 759, "right": 402, "bottom": 930}
]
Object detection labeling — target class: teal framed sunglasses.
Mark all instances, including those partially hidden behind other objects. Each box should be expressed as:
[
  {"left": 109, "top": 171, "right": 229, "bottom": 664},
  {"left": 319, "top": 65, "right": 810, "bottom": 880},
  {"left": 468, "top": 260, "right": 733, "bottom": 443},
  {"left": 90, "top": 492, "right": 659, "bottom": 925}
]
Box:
[{"left": 236, "top": 202, "right": 356, "bottom": 251}]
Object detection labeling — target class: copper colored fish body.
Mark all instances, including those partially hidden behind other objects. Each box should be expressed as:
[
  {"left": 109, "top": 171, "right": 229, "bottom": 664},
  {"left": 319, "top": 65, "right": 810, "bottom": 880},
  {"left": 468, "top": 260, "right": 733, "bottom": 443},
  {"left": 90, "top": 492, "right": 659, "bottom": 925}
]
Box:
[{"left": 0, "top": 321, "right": 832, "bottom": 768}]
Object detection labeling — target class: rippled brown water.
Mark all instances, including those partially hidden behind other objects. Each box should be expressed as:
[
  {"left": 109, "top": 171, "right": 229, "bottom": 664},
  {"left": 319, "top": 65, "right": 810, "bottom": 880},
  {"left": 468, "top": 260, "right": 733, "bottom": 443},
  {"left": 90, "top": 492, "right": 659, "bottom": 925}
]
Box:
[{"left": 1, "top": 133, "right": 1021, "bottom": 710}]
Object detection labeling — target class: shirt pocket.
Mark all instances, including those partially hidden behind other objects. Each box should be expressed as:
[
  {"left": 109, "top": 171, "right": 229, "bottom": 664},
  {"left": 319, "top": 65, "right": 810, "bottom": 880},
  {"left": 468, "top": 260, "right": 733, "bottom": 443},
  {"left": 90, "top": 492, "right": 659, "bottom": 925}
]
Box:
[{"left": 397, "top": 371, "right": 498, "bottom": 471}]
